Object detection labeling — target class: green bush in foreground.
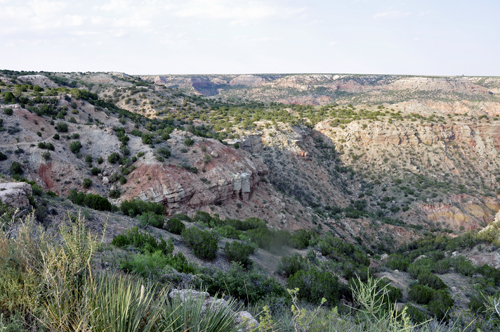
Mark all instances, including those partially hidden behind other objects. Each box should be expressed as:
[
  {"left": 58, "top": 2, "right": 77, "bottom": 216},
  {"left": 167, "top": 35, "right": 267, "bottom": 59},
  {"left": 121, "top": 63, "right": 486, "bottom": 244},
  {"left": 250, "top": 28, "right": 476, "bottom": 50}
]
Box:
[
  {"left": 137, "top": 211, "right": 164, "bottom": 228},
  {"left": 111, "top": 227, "right": 173, "bottom": 255},
  {"left": 196, "top": 262, "right": 287, "bottom": 304},
  {"left": 223, "top": 241, "right": 255, "bottom": 267},
  {"left": 68, "top": 190, "right": 112, "bottom": 211},
  {"left": 165, "top": 217, "right": 186, "bottom": 235},
  {"left": 287, "top": 268, "right": 342, "bottom": 306},
  {"left": 181, "top": 227, "right": 218, "bottom": 260},
  {"left": 120, "top": 199, "right": 165, "bottom": 217},
  {"left": 121, "top": 250, "right": 170, "bottom": 278}
]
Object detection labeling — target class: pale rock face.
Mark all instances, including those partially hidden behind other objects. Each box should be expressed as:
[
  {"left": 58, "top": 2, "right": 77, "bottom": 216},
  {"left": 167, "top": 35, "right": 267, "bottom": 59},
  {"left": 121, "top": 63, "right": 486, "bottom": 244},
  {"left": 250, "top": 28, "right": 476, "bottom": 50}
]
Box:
[
  {"left": 0, "top": 182, "right": 33, "bottom": 208},
  {"left": 229, "top": 75, "right": 264, "bottom": 87},
  {"left": 18, "top": 75, "right": 58, "bottom": 88},
  {"left": 235, "top": 311, "right": 260, "bottom": 332}
]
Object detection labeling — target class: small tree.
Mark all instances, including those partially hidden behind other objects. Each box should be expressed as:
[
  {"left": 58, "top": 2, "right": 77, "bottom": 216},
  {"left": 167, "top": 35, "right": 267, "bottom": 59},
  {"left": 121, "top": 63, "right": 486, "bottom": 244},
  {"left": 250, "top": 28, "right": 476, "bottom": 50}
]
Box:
[
  {"left": 165, "top": 217, "right": 185, "bottom": 235},
  {"left": 55, "top": 122, "right": 69, "bottom": 132},
  {"left": 223, "top": 241, "right": 255, "bottom": 268},
  {"left": 70, "top": 141, "right": 82, "bottom": 154},
  {"left": 10, "top": 161, "right": 23, "bottom": 175},
  {"left": 181, "top": 227, "right": 218, "bottom": 260},
  {"left": 82, "top": 178, "right": 92, "bottom": 188}
]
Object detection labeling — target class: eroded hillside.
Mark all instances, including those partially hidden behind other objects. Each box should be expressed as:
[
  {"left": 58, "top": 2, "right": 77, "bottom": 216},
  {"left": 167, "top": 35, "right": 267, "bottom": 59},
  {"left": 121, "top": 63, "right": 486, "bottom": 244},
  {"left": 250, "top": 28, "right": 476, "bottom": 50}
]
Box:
[{"left": 1, "top": 70, "right": 500, "bottom": 250}]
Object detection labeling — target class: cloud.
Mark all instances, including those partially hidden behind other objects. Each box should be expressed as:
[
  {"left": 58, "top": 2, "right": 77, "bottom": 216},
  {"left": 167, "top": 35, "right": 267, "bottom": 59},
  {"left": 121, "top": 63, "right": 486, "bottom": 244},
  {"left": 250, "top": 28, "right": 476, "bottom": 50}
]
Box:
[
  {"left": 174, "top": 0, "right": 304, "bottom": 21},
  {"left": 373, "top": 10, "right": 412, "bottom": 19},
  {"left": 330, "top": 41, "right": 337, "bottom": 46},
  {"left": 232, "top": 34, "right": 279, "bottom": 44}
]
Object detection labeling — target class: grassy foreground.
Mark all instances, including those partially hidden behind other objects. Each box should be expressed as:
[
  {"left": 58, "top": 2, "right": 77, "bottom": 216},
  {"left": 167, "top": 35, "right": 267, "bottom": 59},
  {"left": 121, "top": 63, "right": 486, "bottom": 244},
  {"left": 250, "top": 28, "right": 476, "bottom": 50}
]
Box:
[{"left": 0, "top": 213, "right": 498, "bottom": 331}]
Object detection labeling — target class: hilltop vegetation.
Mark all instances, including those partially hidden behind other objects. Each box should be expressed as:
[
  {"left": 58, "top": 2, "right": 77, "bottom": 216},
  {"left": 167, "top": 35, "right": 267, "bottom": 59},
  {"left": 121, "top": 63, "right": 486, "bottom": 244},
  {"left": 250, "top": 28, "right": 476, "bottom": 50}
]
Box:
[{"left": 2, "top": 69, "right": 500, "bottom": 330}]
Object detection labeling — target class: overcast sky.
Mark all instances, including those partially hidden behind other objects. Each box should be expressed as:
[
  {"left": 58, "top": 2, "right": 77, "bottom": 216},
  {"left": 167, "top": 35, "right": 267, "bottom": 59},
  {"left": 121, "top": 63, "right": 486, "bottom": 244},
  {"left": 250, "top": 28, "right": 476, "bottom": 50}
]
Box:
[{"left": 1, "top": 0, "right": 499, "bottom": 76}]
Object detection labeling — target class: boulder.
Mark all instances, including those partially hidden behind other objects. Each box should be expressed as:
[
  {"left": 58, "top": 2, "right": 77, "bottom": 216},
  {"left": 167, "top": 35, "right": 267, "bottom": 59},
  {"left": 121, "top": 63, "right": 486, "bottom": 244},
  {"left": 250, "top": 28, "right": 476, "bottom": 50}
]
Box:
[{"left": 0, "top": 182, "right": 33, "bottom": 209}]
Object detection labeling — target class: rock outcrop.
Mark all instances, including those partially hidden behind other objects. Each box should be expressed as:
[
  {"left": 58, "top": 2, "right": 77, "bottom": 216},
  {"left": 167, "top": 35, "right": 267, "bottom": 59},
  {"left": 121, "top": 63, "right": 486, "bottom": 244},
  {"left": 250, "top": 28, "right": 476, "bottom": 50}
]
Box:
[
  {"left": 0, "top": 182, "right": 32, "bottom": 209},
  {"left": 120, "top": 131, "right": 269, "bottom": 215}
]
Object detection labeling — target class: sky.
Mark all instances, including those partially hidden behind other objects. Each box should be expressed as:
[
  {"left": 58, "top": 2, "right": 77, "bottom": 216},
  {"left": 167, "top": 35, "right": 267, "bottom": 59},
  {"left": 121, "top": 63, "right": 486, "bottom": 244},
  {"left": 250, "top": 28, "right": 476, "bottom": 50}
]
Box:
[{"left": 0, "top": 0, "right": 499, "bottom": 76}]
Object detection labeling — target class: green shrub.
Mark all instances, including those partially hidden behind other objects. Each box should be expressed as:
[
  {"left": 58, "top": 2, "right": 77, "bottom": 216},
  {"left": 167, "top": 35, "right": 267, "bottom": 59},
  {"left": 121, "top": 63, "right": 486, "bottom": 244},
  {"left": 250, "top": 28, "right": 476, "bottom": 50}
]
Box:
[
  {"left": 184, "top": 137, "right": 194, "bottom": 146},
  {"left": 287, "top": 268, "right": 341, "bottom": 306},
  {"left": 107, "top": 152, "right": 120, "bottom": 164},
  {"left": 109, "top": 189, "right": 120, "bottom": 198},
  {"left": 428, "top": 290, "right": 453, "bottom": 320},
  {"left": 477, "top": 264, "right": 500, "bottom": 285},
  {"left": 90, "top": 167, "right": 101, "bottom": 175},
  {"left": 432, "top": 259, "right": 451, "bottom": 274},
  {"left": 449, "top": 256, "right": 476, "bottom": 277},
  {"left": 277, "top": 254, "right": 309, "bottom": 277},
  {"left": 417, "top": 272, "right": 447, "bottom": 290},
  {"left": 318, "top": 235, "right": 354, "bottom": 257},
  {"left": 217, "top": 225, "right": 242, "bottom": 239},
  {"left": 4, "top": 108, "right": 13, "bottom": 116},
  {"left": 53, "top": 133, "right": 60, "bottom": 140},
  {"left": 69, "top": 141, "right": 82, "bottom": 154},
  {"left": 111, "top": 227, "right": 173, "bottom": 255},
  {"left": 10, "top": 162, "right": 23, "bottom": 176},
  {"left": 468, "top": 292, "right": 487, "bottom": 314},
  {"left": 223, "top": 241, "right": 255, "bottom": 267},
  {"left": 408, "top": 284, "right": 433, "bottom": 304},
  {"left": 195, "top": 262, "right": 286, "bottom": 304},
  {"left": 165, "top": 217, "right": 186, "bottom": 235},
  {"left": 407, "top": 263, "right": 430, "bottom": 279},
  {"left": 245, "top": 227, "right": 273, "bottom": 249},
  {"left": 0, "top": 152, "right": 7, "bottom": 161},
  {"left": 55, "top": 122, "right": 68, "bottom": 132},
  {"left": 165, "top": 252, "right": 196, "bottom": 274},
  {"left": 142, "top": 134, "right": 152, "bottom": 145},
  {"left": 82, "top": 178, "right": 92, "bottom": 188},
  {"left": 120, "top": 199, "right": 165, "bottom": 217},
  {"left": 405, "top": 305, "right": 427, "bottom": 324},
  {"left": 157, "top": 147, "right": 171, "bottom": 158},
  {"left": 137, "top": 211, "right": 164, "bottom": 228},
  {"left": 68, "top": 190, "right": 112, "bottom": 211},
  {"left": 38, "top": 142, "right": 55, "bottom": 150},
  {"left": 121, "top": 250, "right": 169, "bottom": 279},
  {"left": 193, "top": 211, "right": 213, "bottom": 224},
  {"left": 130, "top": 129, "right": 142, "bottom": 137},
  {"left": 181, "top": 227, "right": 218, "bottom": 260},
  {"left": 289, "top": 229, "right": 313, "bottom": 249},
  {"left": 42, "top": 151, "right": 51, "bottom": 160}
]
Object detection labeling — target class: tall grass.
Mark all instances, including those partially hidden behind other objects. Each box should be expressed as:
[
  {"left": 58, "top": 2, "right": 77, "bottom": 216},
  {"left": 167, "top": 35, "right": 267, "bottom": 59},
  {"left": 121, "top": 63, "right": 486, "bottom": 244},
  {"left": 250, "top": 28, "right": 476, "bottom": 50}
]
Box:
[{"left": 0, "top": 212, "right": 241, "bottom": 332}]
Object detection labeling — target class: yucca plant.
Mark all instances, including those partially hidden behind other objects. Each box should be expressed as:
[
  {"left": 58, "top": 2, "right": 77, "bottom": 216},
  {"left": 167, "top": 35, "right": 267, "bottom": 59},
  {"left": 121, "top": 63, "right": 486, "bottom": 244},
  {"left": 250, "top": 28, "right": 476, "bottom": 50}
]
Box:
[
  {"left": 84, "top": 272, "right": 166, "bottom": 332},
  {"left": 162, "top": 291, "right": 239, "bottom": 332}
]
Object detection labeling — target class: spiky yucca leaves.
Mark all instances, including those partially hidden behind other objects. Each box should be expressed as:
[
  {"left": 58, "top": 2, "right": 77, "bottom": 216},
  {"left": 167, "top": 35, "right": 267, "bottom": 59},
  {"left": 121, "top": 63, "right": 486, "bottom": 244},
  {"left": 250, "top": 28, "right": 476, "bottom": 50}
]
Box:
[
  {"left": 0, "top": 214, "right": 50, "bottom": 315},
  {"left": 39, "top": 212, "right": 103, "bottom": 331},
  {"left": 162, "top": 292, "right": 239, "bottom": 332},
  {"left": 84, "top": 273, "right": 166, "bottom": 332}
]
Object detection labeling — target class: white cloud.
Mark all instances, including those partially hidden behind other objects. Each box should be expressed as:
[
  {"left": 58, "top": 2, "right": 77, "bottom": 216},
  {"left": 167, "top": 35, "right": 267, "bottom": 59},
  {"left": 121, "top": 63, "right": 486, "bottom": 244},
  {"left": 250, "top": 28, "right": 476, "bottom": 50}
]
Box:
[
  {"left": 373, "top": 10, "right": 412, "bottom": 19},
  {"left": 330, "top": 41, "right": 337, "bottom": 46},
  {"left": 174, "top": 0, "right": 303, "bottom": 21}
]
